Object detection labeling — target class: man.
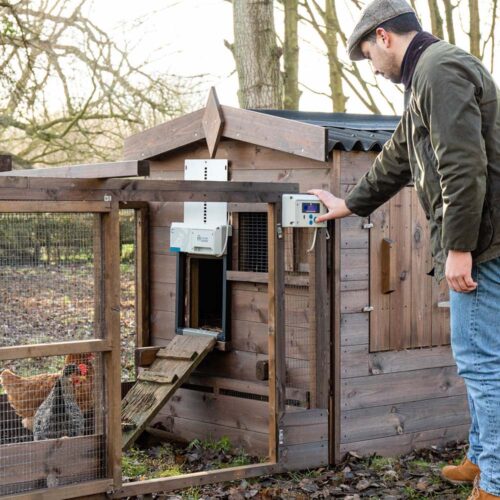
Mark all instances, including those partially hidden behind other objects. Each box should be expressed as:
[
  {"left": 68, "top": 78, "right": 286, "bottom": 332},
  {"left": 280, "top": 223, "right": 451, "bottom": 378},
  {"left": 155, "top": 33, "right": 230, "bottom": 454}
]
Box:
[{"left": 310, "top": 1, "right": 500, "bottom": 499}]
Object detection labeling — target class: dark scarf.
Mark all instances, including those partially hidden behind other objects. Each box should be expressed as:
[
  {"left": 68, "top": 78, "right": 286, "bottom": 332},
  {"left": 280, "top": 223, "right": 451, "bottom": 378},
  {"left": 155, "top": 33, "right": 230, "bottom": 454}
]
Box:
[{"left": 400, "top": 31, "right": 440, "bottom": 88}]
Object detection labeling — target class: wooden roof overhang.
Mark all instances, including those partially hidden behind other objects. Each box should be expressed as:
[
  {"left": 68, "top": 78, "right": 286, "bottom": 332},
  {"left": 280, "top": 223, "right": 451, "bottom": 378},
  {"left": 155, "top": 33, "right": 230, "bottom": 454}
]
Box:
[
  {"left": 123, "top": 88, "right": 329, "bottom": 163},
  {"left": 0, "top": 177, "right": 299, "bottom": 204}
]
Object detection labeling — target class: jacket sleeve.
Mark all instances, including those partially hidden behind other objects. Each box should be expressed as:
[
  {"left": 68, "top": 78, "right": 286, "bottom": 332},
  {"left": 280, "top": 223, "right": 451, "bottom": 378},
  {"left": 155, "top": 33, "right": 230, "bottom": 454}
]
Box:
[
  {"left": 414, "top": 60, "right": 487, "bottom": 252},
  {"left": 345, "top": 115, "right": 412, "bottom": 217}
]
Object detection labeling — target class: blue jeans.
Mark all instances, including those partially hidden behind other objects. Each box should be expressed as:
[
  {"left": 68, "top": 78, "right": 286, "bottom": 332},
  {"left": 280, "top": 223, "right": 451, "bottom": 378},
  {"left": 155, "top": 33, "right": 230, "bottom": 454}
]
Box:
[{"left": 450, "top": 256, "right": 500, "bottom": 496}]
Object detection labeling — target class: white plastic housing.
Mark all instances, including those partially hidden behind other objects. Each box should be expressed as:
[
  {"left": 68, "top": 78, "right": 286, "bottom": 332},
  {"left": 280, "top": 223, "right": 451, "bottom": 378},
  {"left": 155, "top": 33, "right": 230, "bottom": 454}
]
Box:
[
  {"left": 282, "top": 194, "right": 327, "bottom": 228},
  {"left": 170, "top": 223, "right": 232, "bottom": 256}
]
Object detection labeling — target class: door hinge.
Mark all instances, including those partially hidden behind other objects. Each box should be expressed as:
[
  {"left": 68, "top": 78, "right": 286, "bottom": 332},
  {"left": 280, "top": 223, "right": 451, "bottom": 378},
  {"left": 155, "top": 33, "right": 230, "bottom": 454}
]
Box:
[
  {"left": 279, "top": 428, "right": 284, "bottom": 445},
  {"left": 276, "top": 223, "right": 283, "bottom": 239},
  {"left": 363, "top": 306, "right": 374, "bottom": 312},
  {"left": 363, "top": 222, "right": 374, "bottom": 229}
]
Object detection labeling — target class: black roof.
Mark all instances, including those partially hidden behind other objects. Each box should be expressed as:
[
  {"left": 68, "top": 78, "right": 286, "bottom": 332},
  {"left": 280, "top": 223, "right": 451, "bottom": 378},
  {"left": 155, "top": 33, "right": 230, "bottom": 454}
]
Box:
[{"left": 255, "top": 110, "right": 400, "bottom": 153}]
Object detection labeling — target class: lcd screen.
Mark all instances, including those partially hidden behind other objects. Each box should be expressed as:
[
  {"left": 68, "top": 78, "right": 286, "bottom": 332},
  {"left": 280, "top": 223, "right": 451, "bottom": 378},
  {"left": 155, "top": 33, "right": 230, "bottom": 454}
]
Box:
[{"left": 302, "top": 202, "right": 320, "bottom": 213}]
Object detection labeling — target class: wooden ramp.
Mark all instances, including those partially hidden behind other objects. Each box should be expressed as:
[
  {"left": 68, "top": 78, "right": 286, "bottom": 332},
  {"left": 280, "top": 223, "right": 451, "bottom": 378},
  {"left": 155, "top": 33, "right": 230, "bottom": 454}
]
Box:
[{"left": 121, "top": 333, "right": 217, "bottom": 450}]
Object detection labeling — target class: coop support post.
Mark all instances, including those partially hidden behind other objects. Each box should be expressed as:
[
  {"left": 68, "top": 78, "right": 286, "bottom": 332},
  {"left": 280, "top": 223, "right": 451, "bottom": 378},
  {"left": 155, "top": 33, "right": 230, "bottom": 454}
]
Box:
[
  {"left": 329, "top": 150, "right": 342, "bottom": 465},
  {"left": 102, "top": 203, "right": 122, "bottom": 488},
  {"left": 314, "top": 229, "right": 330, "bottom": 409},
  {"left": 308, "top": 238, "right": 318, "bottom": 407},
  {"left": 135, "top": 205, "right": 150, "bottom": 349},
  {"left": 267, "top": 202, "right": 286, "bottom": 463}
]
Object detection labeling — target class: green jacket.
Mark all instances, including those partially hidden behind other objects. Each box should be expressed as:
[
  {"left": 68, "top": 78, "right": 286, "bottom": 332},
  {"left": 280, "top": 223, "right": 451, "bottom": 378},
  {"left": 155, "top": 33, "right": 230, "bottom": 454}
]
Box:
[{"left": 345, "top": 41, "right": 500, "bottom": 282}]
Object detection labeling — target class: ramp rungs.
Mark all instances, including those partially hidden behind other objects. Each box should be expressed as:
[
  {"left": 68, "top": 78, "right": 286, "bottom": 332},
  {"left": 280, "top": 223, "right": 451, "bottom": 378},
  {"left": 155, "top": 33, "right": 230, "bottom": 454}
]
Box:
[
  {"left": 122, "top": 333, "right": 217, "bottom": 450},
  {"left": 137, "top": 371, "right": 179, "bottom": 384},
  {"left": 156, "top": 350, "right": 198, "bottom": 361}
]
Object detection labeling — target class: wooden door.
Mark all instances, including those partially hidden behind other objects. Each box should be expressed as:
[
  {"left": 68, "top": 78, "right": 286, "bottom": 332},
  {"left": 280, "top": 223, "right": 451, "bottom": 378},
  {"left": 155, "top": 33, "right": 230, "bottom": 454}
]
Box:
[{"left": 369, "top": 187, "right": 450, "bottom": 352}]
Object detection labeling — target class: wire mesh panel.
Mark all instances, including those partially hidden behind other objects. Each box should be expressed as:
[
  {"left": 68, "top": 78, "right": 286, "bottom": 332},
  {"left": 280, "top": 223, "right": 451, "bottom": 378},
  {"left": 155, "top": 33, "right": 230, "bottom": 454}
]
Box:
[
  {"left": 0, "top": 213, "right": 96, "bottom": 347},
  {"left": 283, "top": 228, "right": 316, "bottom": 405},
  {"left": 238, "top": 212, "right": 268, "bottom": 272},
  {"left": 120, "top": 210, "right": 136, "bottom": 382},
  {"left": 0, "top": 352, "right": 106, "bottom": 495},
  {"left": 0, "top": 207, "right": 121, "bottom": 496}
]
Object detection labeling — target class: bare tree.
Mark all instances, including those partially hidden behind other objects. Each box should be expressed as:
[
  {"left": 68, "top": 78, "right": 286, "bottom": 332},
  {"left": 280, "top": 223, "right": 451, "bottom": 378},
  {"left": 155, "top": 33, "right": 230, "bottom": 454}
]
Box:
[
  {"left": 0, "top": 0, "right": 199, "bottom": 167},
  {"left": 299, "top": 0, "right": 397, "bottom": 113},
  {"left": 468, "top": 0, "right": 481, "bottom": 57},
  {"left": 294, "top": 0, "right": 498, "bottom": 113},
  {"left": 226, "top": 0, "right": 283, "bottom": 108},
  {"left": 443, "top": 0, "right": 457, "bottom": 45},
  {"left": 428, "top": 0, "right": 445, "bottom": 39},
  {"left": 283, "top": 0, "right": 301, "bottom": 109}
]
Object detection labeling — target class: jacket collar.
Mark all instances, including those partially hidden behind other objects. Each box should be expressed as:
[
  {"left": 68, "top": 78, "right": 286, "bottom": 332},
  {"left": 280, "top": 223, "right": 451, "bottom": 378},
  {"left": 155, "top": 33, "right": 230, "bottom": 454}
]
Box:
[{"left": 401, "top": 31, "right": 440, "bottom": 89}]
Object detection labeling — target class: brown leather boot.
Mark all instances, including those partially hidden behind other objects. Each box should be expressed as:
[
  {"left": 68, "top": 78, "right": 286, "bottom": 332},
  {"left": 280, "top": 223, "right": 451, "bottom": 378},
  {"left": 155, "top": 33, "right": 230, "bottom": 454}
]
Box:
[
  {"left": 442, "top": 456, "right": 480, "bottom": 484},
  {"left": 468, "top": 478, "right": 500, "bottom": 499}
]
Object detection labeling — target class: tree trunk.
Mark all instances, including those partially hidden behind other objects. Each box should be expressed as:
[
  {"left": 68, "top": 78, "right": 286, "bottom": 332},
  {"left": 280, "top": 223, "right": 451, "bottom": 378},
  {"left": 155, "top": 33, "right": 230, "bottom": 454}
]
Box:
[
  {"left": 442, "top": 0, "right": 456, "bottom": 45},
  {"left": 325, "top": 0, "right": 347, "bottom": 112},
  {"left": 232, "top": 0, "right": 283, "bottom": 109},
  {"left": 428, "top": 0, "right": 444, "bottom": 39},
  {"left": 469, "top": 0, "right": 481, "bottom": 58},
  {"left": 283, "top": 0, "right": 300, "bottom": 109}
]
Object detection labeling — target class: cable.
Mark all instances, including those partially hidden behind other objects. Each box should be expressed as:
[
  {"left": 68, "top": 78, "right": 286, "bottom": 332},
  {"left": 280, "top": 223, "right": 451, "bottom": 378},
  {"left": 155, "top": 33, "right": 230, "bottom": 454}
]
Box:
[
  {"left": 307, "top": 226, "right": 331, "bottom": 253},
  {"left": 216, "top": 212, "right": 231, "bottom": 257},
  {"left": 307, "top": 227, "right": 318, "bottom": 253}
]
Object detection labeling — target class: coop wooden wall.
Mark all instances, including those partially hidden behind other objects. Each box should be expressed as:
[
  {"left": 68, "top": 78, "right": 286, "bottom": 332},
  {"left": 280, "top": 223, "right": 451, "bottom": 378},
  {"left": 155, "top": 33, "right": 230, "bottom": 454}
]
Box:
[
  {"left": 337, "top": 150, "right": 469, "bottom": 457},
  {"left": 147, "top": 140, "right": 330, "bottom": 457}
]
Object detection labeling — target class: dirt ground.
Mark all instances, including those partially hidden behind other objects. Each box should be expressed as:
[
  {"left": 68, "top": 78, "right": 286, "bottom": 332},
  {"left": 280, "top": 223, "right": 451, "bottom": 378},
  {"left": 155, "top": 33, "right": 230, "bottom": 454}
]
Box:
[{"left": 0, "top": 263, "right": 136, "bottom": 380}]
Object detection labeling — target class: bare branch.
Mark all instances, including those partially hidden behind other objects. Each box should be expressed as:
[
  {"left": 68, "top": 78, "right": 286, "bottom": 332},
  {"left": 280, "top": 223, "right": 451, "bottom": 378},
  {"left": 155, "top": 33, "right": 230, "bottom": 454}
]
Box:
[{"left": 0, "top": 0, "right": 200, "bottom": 167}]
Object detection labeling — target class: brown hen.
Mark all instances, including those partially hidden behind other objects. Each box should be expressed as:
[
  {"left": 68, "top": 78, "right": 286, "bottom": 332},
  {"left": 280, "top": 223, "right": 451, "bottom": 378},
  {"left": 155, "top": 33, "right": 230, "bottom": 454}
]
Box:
[{"left": 0, "top": 353, "right": 95, "bottom": 431}]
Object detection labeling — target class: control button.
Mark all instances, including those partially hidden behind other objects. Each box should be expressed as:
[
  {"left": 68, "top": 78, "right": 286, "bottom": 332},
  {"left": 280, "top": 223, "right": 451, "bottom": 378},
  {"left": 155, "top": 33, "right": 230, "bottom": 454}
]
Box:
[
  {"left": 309, "top": 221, "right": 313, "bottom": 225},
  {"left": 313, "top": 217, "right": 318, "bottom": 223}
]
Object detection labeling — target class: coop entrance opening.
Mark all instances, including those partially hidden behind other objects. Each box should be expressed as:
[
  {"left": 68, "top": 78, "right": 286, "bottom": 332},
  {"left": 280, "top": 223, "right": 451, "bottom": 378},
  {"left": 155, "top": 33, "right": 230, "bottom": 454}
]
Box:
[
  {"left": 192, "top": 257, "right": 223, "bottom": 329},
  {"left": 175, "top": 254, "right": 230, "bottom": 341}
]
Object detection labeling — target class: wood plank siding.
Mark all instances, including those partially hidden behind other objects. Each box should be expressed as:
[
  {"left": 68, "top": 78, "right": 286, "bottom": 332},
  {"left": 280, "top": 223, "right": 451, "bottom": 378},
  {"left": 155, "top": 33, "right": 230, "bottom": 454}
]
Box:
[
  {"left": 338, "top": 150, "right": 468, "bottom": 458},
  {"left": 145, "top": 142, "right": 330, "bottom": 459},
  {"left": 137, "top": 138, "right": 465, "bottom": 463}
]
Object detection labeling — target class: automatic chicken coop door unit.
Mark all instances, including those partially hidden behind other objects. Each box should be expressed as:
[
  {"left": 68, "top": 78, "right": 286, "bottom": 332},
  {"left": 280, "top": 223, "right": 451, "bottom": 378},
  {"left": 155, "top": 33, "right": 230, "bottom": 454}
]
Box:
[{"left": 171, "top": 160, "right": 232, "bottom": 342}]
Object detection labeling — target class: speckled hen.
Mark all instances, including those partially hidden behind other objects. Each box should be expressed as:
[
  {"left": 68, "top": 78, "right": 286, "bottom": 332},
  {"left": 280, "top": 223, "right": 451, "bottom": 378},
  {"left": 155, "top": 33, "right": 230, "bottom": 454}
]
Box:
[{"left": 33, "top": 364, "right": 84, "bottom": 441}]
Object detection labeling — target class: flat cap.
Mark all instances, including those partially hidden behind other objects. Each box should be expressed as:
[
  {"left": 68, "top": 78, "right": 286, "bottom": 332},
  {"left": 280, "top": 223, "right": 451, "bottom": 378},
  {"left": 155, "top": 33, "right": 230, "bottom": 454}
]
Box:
[{"left": 347, "top": 0, "right": 415, "bottom": 61}]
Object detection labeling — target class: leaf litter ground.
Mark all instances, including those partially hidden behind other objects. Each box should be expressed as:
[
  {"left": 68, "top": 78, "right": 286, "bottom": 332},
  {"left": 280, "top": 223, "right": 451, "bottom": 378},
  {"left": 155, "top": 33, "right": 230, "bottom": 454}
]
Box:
[{"left": 123, "top": 440, "right": 472, "bottom": 499}]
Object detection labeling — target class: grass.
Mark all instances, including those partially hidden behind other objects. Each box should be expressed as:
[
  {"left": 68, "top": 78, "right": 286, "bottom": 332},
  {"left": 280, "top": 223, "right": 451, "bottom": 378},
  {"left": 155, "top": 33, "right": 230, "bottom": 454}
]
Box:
[
  {"left": 188, "top": 436, "right": 232, "bottom": 454},
  {"left": 181, "top": 487, "right": 203, "bottom": 499},
  {"left": 122, "top": 448, "right": 149, "bottom": 478},
  {"left": 121, "top": 437, "right": 256, "bottom": 482},
  {"left": 369, "top": 456, "right": 396, "bottom": 471}
]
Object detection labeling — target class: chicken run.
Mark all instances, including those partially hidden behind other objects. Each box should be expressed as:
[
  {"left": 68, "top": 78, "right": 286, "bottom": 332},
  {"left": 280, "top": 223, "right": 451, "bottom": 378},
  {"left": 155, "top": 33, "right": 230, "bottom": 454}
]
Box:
[{"left": 0, "top": 159, "right": 298, "bottom": 499}]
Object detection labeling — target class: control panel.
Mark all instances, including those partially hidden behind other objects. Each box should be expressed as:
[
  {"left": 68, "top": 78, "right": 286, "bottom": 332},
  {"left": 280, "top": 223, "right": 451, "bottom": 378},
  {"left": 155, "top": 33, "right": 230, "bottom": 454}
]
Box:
[{"left": 282, "top": 194, "right": 328, "bottom": 228}]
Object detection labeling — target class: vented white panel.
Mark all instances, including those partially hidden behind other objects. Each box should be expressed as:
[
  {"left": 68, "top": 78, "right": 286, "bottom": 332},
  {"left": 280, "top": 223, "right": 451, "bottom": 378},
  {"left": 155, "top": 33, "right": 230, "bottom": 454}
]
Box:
[{"left": 184, "top": 159, "right": 228, "bottom": 227}]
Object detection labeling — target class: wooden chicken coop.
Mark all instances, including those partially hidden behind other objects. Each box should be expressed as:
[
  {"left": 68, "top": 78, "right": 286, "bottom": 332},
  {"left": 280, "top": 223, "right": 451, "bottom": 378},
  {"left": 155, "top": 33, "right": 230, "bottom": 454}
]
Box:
[
  {"left": 0, "top": 88, "right": 469, "bottom": 498},
  {"left": 120, "top": 89, "right": 468, "bottom": 464},
  {"left": 0, "top": 174, "right": 309, "bottom": 498}
]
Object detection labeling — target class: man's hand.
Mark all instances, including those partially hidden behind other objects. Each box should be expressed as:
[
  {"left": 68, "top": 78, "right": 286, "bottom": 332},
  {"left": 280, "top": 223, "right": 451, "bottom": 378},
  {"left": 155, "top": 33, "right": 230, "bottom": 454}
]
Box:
[
  {"left": 445, "top": 250, "right": 477, "bottom": 293},
  {"left": 308, "top": 189, "right": 352, "bottom": 222}
]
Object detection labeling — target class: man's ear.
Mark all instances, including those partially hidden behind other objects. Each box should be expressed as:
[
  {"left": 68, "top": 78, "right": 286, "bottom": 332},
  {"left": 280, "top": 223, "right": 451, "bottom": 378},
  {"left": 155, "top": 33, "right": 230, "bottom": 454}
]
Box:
[{"left": 375, "top": 27, "right": 391, "bottom": 48}]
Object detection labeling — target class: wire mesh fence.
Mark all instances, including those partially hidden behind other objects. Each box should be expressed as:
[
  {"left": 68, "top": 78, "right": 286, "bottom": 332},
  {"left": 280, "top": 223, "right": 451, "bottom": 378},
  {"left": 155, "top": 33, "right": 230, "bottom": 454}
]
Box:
[
  {"left": 0, "top": 352, "right": 106, "bottom": 494},
  {"left": 0, "top": 213, "right": 96, "bottom": 349},
  {"left": 0, "top": 208, "right": 135, "bottom": 494},
  {"left": 237, "top": 213, "right": 317, "bottom": 409},
  {"left": 284, "top": 228, "right": 316, "bottom": 407},
  {"left": 238, "top": 212, "right": 268, "bottom": 273},
  {"left": 0, "top": 210, "right": 137, "bottom": 379},
  {"left": 120, "top": 209, "right": 136, "bottom": 382}
]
